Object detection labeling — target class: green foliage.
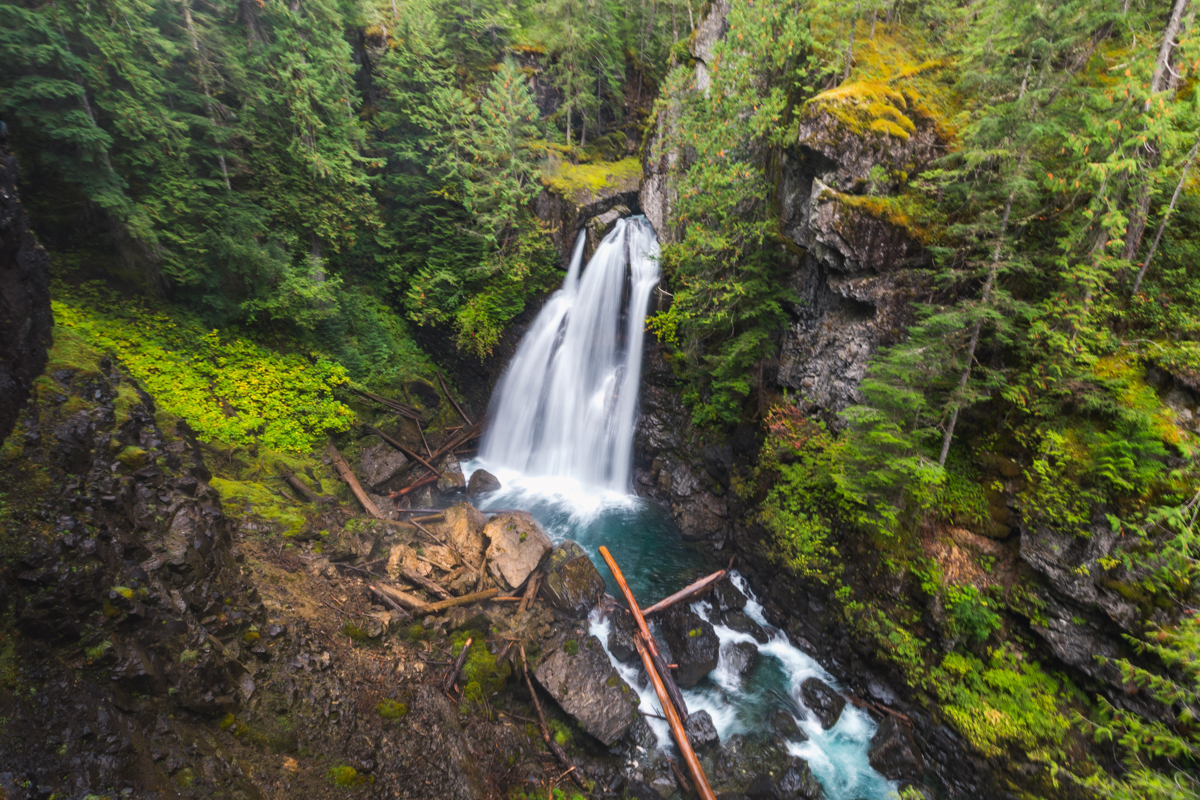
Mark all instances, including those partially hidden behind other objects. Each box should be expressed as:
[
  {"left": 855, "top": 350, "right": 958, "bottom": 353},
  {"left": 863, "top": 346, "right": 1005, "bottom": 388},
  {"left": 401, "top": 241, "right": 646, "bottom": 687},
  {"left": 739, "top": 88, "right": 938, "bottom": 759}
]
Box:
[
  {"left": 53, "top": 285, "right": 354, "bottom": 452},
  {"left": 943, "top": 585, "right": 1002, "bottom": 644},
  {"left": 938, "top": 649, "right": 1073, "bottom": 758},
  {"left": 936, "top": 456, "right": 991, "bottom": 529},
  {"left": 451, "top": 630, "right": 510, "bottom": 703}
]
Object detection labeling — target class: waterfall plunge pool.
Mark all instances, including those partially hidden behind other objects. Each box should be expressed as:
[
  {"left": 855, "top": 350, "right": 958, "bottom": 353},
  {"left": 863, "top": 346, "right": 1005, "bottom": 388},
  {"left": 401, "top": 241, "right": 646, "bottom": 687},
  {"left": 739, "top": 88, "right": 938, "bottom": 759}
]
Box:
[{"left": 461, "top": 217, "right": 898, "bottom": 799}]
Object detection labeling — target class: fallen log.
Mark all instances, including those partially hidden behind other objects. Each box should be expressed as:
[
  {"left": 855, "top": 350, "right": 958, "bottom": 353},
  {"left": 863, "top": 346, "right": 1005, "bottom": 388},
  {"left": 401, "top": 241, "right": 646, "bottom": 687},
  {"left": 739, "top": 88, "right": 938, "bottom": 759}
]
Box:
[
  {"left": 520, "top": 645, "right": 588, "bottom": 792},
  {"left": 369, "top": 585, "right": 413, "bottom": 617},
  {"left": 437, "top": 371, "right": 473, "bottom": 426},
  {"left": 517, "top": 570, "right": 541, "bottom": 614},
  {"left": 363, "top": 425, "right": 442, "bottom": 477},
  {"left": 398, "top": 566, "right": 452, "bottom": 600},
  {"left": 371, "top": 582, "right": 426, "bottom": 611},
  {"left": 634, "top": 633, "right": 716, "bottom": 800},
  {"left": 668, "top": 757, "right": 694, "bottom": 797},
  {"left": 410, "top": 512, "right": 445, "bottom": 524},
  {"left": 326, "top": 443, "right": 384, "bottom": 519},
  {"left": 428, "top": 420, "right": 483, "bottom": 461},
  {"left": 281, "top": 473, "right": 335, "bottom": 505},
  {"left": 417, "top": 588, "right": 499, "bottom": 614},
  {"left": 598, "top": 546, "right": 689, "bottom": 720},
  {"left": 351, "top": 388, "right": 422, "bottom": 420},
  {"left": 390, "top": 473, "right": 438, "bottom": 498},
  {"left": 642, "top": 569, "right": 728, "bottom": 617},
  {"left": 444, "top": 637, "right": 472, "bottom": 693}
]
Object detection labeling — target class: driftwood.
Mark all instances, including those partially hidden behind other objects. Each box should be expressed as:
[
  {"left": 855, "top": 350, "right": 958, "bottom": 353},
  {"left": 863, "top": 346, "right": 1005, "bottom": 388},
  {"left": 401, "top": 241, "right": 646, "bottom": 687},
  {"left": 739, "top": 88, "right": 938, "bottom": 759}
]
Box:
[
  {"left": 668, "top": 757, "right": 694, "bottom": 796},
  {"left": 643, "top": 569, "right": 728, "bottom": 617},
  {"left": 437, "top": 371, "right": 473, "bottom": 426},
  {"left": 444, "top": 637, "right": 472, "bottom": 693},
  {"left": 410, "top": 512, "right": 445, "bottom": 524},
  {"left": 520, "top": 645, "right": 588, "bottom": 792},
  {"left": 371, "top": 582, "right": 426, "bottom": 611},
  {"left": 517, "top": 570, "right": 541, "bottom": 614},
  {"left": 599, "top": 547, "right": 688, "bottom": 720},
  {"left": 352, "top": 388, "right": 422, "bottom": 420},
  {"left": 390, "top": 473, "right": 438, "bottom": 498},
  {"left": 600, "top": 547, "right": 715, "bottom": 800},
  {"left": 397, "top": 566, "right": 452, "bottom": 600},
  {"left": 327, "top": 443, "right": 384, "bottom": 519},
  {"left": 844, "top": 693, "right": 914, "bottom": 726},
  {"left": 429, "top": 421, "right": 483, "bottom": 461},
  {"left": 369, "top": 585, "right": 412, "bottom": 618},
  {"left": 418, "top": 588, "right": 499, "bottom": 614},
  {"left": 363, "top": 425, "right": 442, "bottom": 477}
]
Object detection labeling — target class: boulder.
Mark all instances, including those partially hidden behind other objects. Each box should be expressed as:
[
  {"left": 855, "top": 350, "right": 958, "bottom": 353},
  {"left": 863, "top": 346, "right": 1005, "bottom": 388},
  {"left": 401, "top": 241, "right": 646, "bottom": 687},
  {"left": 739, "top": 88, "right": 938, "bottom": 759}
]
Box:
[
  {"left": 358, "top": 440, "right": 408, "bottom": 492},
  {"left": 533, "top": 635, "right": 637, "bottom": 746},
  {"left": 607, "top": 607, "right": 640, "bottom": 662},
  {"left": 387, "top": 544, "right": 431, "bottom": 579},
  {"left": 467, "top": 468, "right": 501, "bottom": 496},
  {"left": 685, "top": 709, "right": 720, "bottom": 753},
  {"left": 540, "top": 540, "right": 606, "bottom": 618},
  {"left": 744, "top": 756, "right": 824, "bottom": 799},
  {"left": 771, "top": 710, "right": 806, "bottom": 743},
  {"left": 800, "top": 678, "right": 845, "bottom": 730},
  {"left": 722, "top": 641, "right": 758, "bottom": 680},
  {"left": 719, "top": 609, "right": 769, "bottom": 643},
  {"left": 660, "top": 605, "right": 720, "bottom": 689},
  {"left": 713, "top": 734, "right": 794, "bottom": 794},
  {"left": 713, "top": 580, "right": 748, "bottom": 613},
  {"left": 437, "top": 502, "right": 488, "bottom": 568},
  {"left": 411, "top": 685, "right": 489, "bottom": 799},
  {"left": 436, "top": 454, "right": 467, "bottom": 495},
  {"left": 484, "top": 512, "right": 552, "bottom": 590},
  {"left": 867, "top": 716, "right": 924, "bottom": 782}
]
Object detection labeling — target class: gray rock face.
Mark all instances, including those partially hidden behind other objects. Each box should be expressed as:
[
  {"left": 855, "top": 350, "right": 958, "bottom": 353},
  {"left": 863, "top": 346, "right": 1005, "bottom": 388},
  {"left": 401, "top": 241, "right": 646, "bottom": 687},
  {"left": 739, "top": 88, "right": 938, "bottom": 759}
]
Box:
[
  {"left": 690, "top": 0, "right": 731, "bottom": 91},
  {"left": 771, "top": 710, "right": 806, "bottom": 742},
  {"left": 714, "top": 580, "right": 748, "bottom": 613},
  {"left": 607, "top": 607, "right": 641, "bottom": 662},
  {"left": 685, "top": 709, "right": 720, "bottom": 752},
  {"left": 540, "top": 540, "right": 606, "bottom": 619},
  {"left": 585, "top": 204, "right": 630, "bottom": 261},
  {"left": 437, "top": 502, "right": 489, "bottom": 568},
  {"left": 484, "top": 512, "right": 552, "bottom": 590},
  {"left": 800, "top": 678, "right": 845, "bottom": 729},
  {"left": 0, "top": 139, "right": 52, "bottom": 444},
  {"left": 413, "top": 685, "right": 490, "bottom": 799},
  {"left": 867, "top": 716, "right": 924, "bottom": 782},
  {"left": 722, "top": 641, "right": 758, "bottom": 680},
  {"left": 466, "top": 468, "right": 501, "bottom": 495},
  {"left": 746, "top": 756, "right": 825, "bottom": 799},
  {"left": 358, "top": 440, "right": 409, "bottom": 492},
  {"left": 533, "top": 167, "right": 639, "bottom": 268},
  {"left": 533, "top": 636, "right": 637, "bottom": 746},
  {"left": 660, "top": 605, "right": 720, "bottom": 689},
  {"left": 436, "top": 453, "right": 467, "bottom": 495}
]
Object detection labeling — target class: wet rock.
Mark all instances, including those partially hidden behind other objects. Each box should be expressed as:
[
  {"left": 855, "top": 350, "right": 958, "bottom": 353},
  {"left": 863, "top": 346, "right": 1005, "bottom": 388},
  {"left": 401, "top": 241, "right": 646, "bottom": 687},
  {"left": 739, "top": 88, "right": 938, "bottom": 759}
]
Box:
[
  {"left": 358, "top": 440, "right": 408, "bottom": 492},
  {"left": 867, "top": 716, "right": 924, "bottom": 782},
  {"left": 714, "top": 734, "right": 793, "bottom": 792},
  {"left": 685, "top": 709, "right": 720, "bottom": 752},
  {"left": 436, "top": 454, "right": 467, "bottom": 495},
  {"left": 660, "top": 605, "right": 720, "bottom": 689},
  {"left": 800, "top": 678, "right": 845, "bottom": 729},
  {"left": 533, "top": 635, "right": 637, "bottom": 746},
  {"left": 540, "top": 540, "right": 605, "bottom": 619},
  {"left": 607, "top": 607, "right": 640, "bottom": 663},
  {"left": 714, "top": 580, "right": 748, "bottom": 613},
  {"left": 484, "top": 512, "right": 552, "bottom": 591},
  {"left": 722, "top": 641, "right": 758, "bottom": 680},
  {"left": 467, "top": 468, "right": 501, "bottom": 496},
  {"left": 719, "top": 609, "right": 769, "bottom": 644},
  {"left": 771, "top": 710, "right": 806, "bottom": 743},
  {"left": 437, "top": 501, "right": 488, "bottom": 568},
  {"left": 585, "top": 204, "right": 630, "bottom": 259}
]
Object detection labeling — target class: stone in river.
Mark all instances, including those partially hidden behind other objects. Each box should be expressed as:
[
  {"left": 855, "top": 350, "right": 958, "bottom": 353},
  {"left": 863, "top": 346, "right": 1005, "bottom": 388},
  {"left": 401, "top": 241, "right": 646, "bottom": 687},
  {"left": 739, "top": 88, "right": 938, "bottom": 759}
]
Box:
[
  {"left": 533, "top": 635, "right": 637, "bottom": 746},
  {"left": 745, "top": 756, "right": 824, "bottom": 799},
  {"left": 659, "top": 604, "right": 720, "bottom": 689},
  {"left": 867, "top": 715, "right": 925, "bottom": 782},
  {"left": 684, "top": 709, "right": 720, "bottom": 752},
  {"left": 719, "top": 609, "right": 769, "bottom": 643},
  {"left": 540, "top": 540, "right": 606, "bottom": 619},
  {"left": 800, "top": 677, "right": 845, "bottom": 730},
  {"left": 467, "top": 468, "right": 501, "bottom": 495},
  {"left": 771, "top": 709, "right": 807, "bottom": 743},
  {"left": 483, "top": 512, "right": 552, "bottom": 590},
  {"left": 713, "top": 579, "right": 747, "bottom": 612},
  {"left": 607, "top": 607, "right": 640, "bottom": 662},
  {"left": 723, "top": 641, "right": 758, "bottom": 680}
]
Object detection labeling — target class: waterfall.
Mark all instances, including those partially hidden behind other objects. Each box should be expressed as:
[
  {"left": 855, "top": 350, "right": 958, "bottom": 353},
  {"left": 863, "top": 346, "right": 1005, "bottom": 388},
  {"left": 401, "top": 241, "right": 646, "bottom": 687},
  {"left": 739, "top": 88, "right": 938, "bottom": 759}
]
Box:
[{"left": 480, "top": 216, "right": 660, "bottom": 492}]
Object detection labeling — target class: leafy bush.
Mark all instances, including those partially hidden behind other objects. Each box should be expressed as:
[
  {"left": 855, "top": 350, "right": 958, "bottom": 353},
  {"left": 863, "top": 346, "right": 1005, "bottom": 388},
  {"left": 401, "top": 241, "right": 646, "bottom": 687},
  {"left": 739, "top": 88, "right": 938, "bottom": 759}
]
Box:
[{"left": 944, "top": 584, "right": 1002, "bottom": 644}]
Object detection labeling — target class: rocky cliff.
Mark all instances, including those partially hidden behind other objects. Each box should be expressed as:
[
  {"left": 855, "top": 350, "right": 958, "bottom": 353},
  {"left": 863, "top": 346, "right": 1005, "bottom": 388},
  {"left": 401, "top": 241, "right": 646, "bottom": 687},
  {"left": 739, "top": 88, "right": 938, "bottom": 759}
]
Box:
[{"left": 0, "top": 126, "right": 53, "bottom": 444}]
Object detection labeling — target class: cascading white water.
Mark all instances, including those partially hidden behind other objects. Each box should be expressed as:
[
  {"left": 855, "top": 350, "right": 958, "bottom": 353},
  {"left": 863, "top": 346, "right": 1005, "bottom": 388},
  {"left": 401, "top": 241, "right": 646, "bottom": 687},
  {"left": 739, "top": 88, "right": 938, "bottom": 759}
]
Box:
[{"left": 480, "top": 216, "right": 660, "bottom": 491}]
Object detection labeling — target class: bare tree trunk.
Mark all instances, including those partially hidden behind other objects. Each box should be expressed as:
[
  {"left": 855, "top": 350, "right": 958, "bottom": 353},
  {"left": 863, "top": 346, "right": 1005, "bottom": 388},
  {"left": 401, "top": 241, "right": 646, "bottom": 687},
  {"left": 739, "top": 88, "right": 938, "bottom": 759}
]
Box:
[
  {"left": 843, "top": 8, "right": 857, "bottom": 82},
  {"left": 1132, "top": 136, "right": 1200, "bottom": 294}
]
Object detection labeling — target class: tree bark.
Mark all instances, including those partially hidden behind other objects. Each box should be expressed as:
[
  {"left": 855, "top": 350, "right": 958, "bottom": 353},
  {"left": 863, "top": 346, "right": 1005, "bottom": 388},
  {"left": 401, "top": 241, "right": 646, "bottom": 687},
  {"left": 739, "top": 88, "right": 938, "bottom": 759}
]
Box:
[
  {"left": 1132, "top": 136, "right": 1200, "bottom": 294},
  {"left": 642, "top": 569, "right": 728, "bottom": 616},
  {"left": 327, "top": 443, "right": 385, "bottom": 518},
  {"left": 418, "top": 588, "right": 499, "bottom": 614}
]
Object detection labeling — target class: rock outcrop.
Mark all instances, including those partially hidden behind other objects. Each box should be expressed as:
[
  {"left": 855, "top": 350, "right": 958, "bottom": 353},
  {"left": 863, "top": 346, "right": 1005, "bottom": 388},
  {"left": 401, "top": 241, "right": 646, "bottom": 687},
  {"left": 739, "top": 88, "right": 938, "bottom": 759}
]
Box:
[
  {"left": 483, "top": 511, "right": 553, "bottom": 590},
  {"left": 800, "top": 678, "right": 846, "bottom": 729},
  {"left": 867, "top": 716, "right": 925, "bottom": 782},
  {"left": 534, "top": 156, "right": 641, "bottom": 268},
  {"left": 660, "top": 604, "right": 720, "bottom": 688},
  {"left": 539, "top": 539, "right": 606, "bottom": 618},
  {"left": 533, "top": 635, "right": 638, "bottom": 746},
  {"left": 0, "top": 131, "right": 52, "bottom": 444}
]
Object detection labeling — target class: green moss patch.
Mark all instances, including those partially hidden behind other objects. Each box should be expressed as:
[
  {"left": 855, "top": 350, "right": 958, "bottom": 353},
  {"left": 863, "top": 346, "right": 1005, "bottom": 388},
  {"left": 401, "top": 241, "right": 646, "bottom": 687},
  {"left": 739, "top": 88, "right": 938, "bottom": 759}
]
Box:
[
  {"left": 209, "top": 477, "right": 307, "bottom": 537},
  {"left": 541, "top": 157, "right": 642, "bottom": 206}
]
